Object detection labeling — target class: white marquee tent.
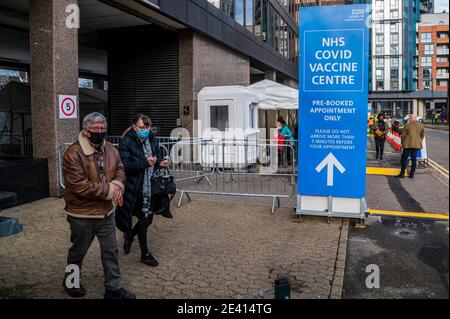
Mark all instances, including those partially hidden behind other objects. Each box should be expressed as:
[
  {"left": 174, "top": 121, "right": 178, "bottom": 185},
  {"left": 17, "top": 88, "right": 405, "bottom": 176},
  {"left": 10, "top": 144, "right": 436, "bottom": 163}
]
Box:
[{"left": 247, "top": 79, "right": 298, "bottom": 110}]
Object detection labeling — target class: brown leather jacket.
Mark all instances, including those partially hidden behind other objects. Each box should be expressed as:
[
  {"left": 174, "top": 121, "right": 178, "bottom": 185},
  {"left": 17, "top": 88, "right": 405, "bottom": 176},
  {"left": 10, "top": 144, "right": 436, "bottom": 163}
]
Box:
[{"left": 63, "top": 132, "right": 125, "bottom": 218}]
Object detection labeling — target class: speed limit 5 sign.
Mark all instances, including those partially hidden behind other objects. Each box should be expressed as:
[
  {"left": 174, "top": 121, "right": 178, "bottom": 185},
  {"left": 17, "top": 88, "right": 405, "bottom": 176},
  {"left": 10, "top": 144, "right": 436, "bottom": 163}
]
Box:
[{"left": 59, "top": 95, "right": 78, "bottom": 119}]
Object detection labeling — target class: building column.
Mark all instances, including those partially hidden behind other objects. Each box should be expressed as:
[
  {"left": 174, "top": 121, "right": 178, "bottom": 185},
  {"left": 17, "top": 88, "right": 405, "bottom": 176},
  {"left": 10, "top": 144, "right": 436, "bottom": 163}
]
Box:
[
  {"left": 417, "top": 100, "right": 426, "bottom": 118},
  {"left": 283, "top": 78, "right": 298, "bottom": 89},
  {"left": 30, "top": 0, "right": 79, "bottom": 196},
  {"left": 265, "top": 70, "right": 277, "bottom": 82},
  {"left": 412, "top": 99, "right": 419, "bottom": 116},
  {"left": 179, "top": 30, "right": 194, "bottom": 135},
  {"left": 179, "top": 31, "right": 250, "bottom": 138}
]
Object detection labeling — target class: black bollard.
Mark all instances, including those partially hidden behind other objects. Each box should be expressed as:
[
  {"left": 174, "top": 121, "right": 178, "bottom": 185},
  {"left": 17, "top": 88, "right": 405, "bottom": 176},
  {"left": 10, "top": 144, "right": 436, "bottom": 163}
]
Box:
[{"left": 274, "top": 278, "right": 291, "bottom": 299}]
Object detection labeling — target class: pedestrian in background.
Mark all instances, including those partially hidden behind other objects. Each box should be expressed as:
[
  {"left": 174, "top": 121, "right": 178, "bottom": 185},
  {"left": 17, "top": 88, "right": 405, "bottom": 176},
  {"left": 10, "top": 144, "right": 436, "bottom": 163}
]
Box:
[
  {"left": 276, "top": 116, "right": 294, "bottom": 166},
  {"left": 62, "top": 112, "right": 135, "bottom": 299},
  {"left": 398, "top": 114, "right": 425, "bottom": 179},
  {"left": 115, "top": 114, "right": 169, "bottom": 267},
  {"left": 371, "top": 113, "right": 389, "bottom": 160},
  {"left": 435, "top": 113, "right": 441, "bottom": 124}
]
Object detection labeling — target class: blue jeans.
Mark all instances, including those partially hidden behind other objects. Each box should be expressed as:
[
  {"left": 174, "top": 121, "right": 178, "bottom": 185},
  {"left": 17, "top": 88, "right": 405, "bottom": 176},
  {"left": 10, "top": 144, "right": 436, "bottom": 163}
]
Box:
[{"left": 400, "top": 148, "right": 419, "bottom": 175}]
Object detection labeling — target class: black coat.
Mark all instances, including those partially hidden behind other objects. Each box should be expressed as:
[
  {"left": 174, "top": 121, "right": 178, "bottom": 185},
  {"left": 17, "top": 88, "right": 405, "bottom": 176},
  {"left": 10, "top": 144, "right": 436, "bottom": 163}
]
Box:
[{"left": 115, "top": 128, "right": 162, "bottom": 234}]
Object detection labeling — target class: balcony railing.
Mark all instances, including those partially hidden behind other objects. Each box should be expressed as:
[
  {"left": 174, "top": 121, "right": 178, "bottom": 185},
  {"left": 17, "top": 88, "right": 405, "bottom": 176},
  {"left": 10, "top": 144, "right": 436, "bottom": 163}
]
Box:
[
  {"left": 437, "top": 49, "right": 449, "bottom": 55},
  {"left": 436, "top": 73, "right": 450, "bottom": 79}
]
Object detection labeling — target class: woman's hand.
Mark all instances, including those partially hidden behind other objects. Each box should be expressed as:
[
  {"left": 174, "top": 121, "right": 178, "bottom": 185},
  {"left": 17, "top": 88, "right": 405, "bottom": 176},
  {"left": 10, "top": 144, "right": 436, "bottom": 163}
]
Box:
[
  {"left": 147, "top": 156, "right": 157, "bottom": 166},
  {"left": 160, "top": 160, "right": 169, "bottom": 168}
]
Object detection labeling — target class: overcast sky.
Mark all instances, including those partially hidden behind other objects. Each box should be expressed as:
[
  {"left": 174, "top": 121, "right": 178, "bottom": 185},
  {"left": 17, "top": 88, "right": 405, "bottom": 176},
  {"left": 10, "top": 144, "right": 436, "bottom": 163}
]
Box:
[{"left": 435, "top": 0, "right": 449, "bottom": 13}]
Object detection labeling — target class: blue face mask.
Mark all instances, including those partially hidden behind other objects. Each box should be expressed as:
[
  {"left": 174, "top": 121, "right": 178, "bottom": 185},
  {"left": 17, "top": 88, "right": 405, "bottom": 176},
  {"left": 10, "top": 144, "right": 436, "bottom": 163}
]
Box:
[{"left": 137, "top": 128, "right": 150, "bottom": 140}]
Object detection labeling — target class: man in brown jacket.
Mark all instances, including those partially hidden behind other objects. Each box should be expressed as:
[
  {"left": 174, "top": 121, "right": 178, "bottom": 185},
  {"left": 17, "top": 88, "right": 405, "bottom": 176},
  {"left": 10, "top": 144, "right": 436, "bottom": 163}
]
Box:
[
  {"left": 62, "top": 112, "right": 135, "bottom": 299},
  {"left": 398, "top": 114, "right": 425, "bottom": 179}
]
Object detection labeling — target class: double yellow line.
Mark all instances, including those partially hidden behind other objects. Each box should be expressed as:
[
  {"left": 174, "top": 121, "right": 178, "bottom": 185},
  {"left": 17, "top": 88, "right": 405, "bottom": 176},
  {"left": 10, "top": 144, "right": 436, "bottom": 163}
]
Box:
[{"left": 428, "top": 159, "right": 449, "bottom": 179}]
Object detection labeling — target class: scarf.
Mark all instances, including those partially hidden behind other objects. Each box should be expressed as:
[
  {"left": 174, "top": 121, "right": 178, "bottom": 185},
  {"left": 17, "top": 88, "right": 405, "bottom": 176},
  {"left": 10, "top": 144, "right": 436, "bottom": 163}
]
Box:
[{"left": 142, "top": 139, "right": 154, "bottom": 218}]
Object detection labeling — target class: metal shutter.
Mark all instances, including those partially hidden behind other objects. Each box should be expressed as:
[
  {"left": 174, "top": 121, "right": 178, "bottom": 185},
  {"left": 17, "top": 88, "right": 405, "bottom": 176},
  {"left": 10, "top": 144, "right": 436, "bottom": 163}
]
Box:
[{"left": 106, "top": 26, "right": 179, "bottom": 137}]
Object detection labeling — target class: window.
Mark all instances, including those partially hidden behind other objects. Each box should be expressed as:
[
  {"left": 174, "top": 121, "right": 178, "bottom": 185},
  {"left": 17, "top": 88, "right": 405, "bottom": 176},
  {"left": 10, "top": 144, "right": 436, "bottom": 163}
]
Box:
[
  {"left": 376, "top": 45, "right": 384, "bottom": 55},
  {"left": 390, "top": 10, "right": 399, "bottom": 19},
  {"left": 376, "top": 11, "right": 384, "bottom": 20},
  {"left": 375, "top": 24, "right": 384, "bottom": 34},
  {"left": 391, "top": 68, "right": 399, "bottom": 79},
  {"left": 391, "top": 34, "right": 399, "bottom": 44},
  {"left": 421, "top": 56, "right": 432, "bottom": 67},
  {"left": 424, "top": 44, "right": 434, "bottom": 55},
  {"left": 390, "top": 23, "right": 399, "bottom": 33},
  {"left": 390, "top": 0, "right": 399, "bottom": 9},
  {"left": 78, "top": 78, "right": 93, "bottom": 89},
  {"left": 390, "top": 81, "right": 399, "bottom": 90},
  {"left": 390, "top": 45, "right": 399, "bottom": 55},
  {"left": 261, "top": 0, "right": 268, "bottom": 42},
  {"left": 391, "top": 57, "right": 399, "bottom": 68},
  {"left": 420, "top": 32, "right": 432, "bottom": 43},
  {"left": 437, "top": 68, "right": 449, "bottom": 76},
  {"left": 267, "top": 4, "right": 274, "bottom": 46},
  {"left": 235, "top": 0, "right": 244, "bottom": 25},
  {"left": 437, "top": 80, "right": 448, "bottom": 87},
  {"left": 210, "top": 105, "right": 229, "bottom": 131},
  {"left": 437, "top": 44, "right": 449, "bottom": 54},
  {"left": 207, "top": 0, "right": 220, "bottom": 8},
  {"left": 222, "top": 0, "right": 234, "bottom": 19},
  {"left": 422, "top": 68, "right": 432, "bottom": 78},
  {"left": 437, "top": 56, "right": 449, "bottom": 63},
  {"left": 254, "top": 0, "right": 262, "bottom": 37},
  {"left": 376, "top": 0, "right": 384, "bottom": 10},
  {"left": 245, "top": 0, "right": 254, "bottom": 32},
  {"left": 376, "top": 58, "right": 384, "bottom": 68},
  {"left": 376, "top": 69, "right": 384, "bottom": 80},
  {"left": 376, "top": 81, "right": 385, "bottom": 90},
  {"left": 376, "top": 35, "right": 384, "bottom": 45},
  {"left": 437, "top": 32, "right": 449, "bottom": 39}
]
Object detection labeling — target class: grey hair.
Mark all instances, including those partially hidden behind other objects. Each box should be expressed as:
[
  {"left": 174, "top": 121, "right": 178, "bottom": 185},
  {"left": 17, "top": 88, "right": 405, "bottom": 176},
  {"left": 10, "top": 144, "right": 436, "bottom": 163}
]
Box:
[{"left": 82, "top": 112, "right": 107, "bottom": 129}]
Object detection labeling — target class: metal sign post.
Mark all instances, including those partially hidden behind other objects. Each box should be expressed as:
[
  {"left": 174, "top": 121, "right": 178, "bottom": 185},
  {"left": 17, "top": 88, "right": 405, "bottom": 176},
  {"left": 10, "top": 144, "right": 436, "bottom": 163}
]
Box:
[{"left": 297, "top": 5, "right": 370, "bottom": 222}]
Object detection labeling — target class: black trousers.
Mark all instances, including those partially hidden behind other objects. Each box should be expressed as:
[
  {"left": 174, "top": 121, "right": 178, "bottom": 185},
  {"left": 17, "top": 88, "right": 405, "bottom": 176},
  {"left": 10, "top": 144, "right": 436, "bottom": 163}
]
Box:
[
  {"left": 374, "top": 138, "right": 386, "bottom": 158},
  {"left": 401, "top": 148, "right": 419, "bottom": 175},
  {"left": 130, "top": 195, "right": 154, "bottom": 256}
]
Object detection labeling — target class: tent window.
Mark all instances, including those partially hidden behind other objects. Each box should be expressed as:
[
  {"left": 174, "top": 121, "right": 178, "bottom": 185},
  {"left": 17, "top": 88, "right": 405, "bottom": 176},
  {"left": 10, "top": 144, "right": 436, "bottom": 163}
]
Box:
[{"left": 210, "top": 105, "right": 229, "bottom": 131}]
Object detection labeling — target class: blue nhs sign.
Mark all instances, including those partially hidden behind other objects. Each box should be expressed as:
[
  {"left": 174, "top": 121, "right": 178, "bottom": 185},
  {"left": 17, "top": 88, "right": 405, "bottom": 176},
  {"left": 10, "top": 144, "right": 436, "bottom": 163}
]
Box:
[{"left": 298, "top": 5, "right": 369, "bottom": 200}]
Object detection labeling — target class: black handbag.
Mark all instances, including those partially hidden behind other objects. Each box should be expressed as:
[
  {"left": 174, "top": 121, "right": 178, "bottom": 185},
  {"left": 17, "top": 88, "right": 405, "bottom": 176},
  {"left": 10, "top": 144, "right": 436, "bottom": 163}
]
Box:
[
  {"left": 151, "top": 168, "right": 176, "bottom": 219},
  {"left": 151, "top": 168, "right": 177, "bottom": 197}
]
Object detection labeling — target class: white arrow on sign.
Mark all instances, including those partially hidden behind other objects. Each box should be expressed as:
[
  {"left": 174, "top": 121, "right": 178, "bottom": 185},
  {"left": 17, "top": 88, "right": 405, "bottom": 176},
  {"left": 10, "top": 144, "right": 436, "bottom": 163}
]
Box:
[{"left": 315, "top": 153, "right": 346, "bottom": 187}]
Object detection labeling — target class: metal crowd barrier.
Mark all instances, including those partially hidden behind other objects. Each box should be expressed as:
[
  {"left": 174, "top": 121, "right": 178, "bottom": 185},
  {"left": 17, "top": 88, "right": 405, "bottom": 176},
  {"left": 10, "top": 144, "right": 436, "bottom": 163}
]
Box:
[
  {"left": 58, "top": 137, "right": 298, "bottom": 213},
  {"left": 162, "top": 138, "right": 297, "bottom": 213}
]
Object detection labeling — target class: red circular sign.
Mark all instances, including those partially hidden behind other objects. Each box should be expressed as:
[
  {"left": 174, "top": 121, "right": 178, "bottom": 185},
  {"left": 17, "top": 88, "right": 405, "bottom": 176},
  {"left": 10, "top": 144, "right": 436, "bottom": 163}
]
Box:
[{"left": 61, "top": 97, "right": 76, "bottom": 116}]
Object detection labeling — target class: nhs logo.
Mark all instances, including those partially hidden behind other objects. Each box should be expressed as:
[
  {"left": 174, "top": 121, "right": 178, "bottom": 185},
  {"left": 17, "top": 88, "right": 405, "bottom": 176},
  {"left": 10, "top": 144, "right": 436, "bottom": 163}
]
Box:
[{"left": 352, "top": 9, "right": 365, "bottom": 15}]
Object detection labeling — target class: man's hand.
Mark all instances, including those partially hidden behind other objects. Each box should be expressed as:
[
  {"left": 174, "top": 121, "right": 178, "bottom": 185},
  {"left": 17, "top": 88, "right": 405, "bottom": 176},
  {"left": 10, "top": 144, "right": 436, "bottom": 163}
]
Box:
[
  {"left": 147, "top": 156, "right": 157, "bottom": 166},
  {"left": 112, "top": 184, "right": 123, "bottom": 207}
]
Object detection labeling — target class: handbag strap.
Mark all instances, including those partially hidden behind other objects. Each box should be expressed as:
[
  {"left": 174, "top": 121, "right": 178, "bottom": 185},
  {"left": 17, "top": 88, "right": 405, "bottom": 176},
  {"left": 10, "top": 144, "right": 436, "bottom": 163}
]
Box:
[{"left": 152, "top": 167, "right": 171, "bottom": 177}]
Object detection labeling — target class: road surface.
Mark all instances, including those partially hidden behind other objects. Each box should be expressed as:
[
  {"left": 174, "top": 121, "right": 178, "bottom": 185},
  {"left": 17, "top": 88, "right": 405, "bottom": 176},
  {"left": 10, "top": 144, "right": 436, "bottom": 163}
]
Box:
[{"left": 426, "top": 128, "right": 449, "bottom": 171}]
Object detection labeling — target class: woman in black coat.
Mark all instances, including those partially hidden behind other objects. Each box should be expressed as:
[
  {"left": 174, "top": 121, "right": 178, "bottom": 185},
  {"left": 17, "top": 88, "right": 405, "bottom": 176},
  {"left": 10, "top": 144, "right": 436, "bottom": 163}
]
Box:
[
  {"left": 115, "top": 114, "right": 168, "bottom": 267},
  {"left": 371, "top": 113, "right": 389, "bottom": 160}
]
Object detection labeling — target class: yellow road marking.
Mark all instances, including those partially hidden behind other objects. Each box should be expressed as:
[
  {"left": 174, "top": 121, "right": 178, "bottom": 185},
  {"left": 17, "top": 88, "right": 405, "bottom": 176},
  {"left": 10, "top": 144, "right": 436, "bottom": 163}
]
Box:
[
  {"left": 366, "top": 167, "right": 405, "bottom": 176},
  {"left": 428, "top": 159, "right": 449, "bottom": 178},
  {"left": 368, "top": 209, "right": 449, "bottom": 220}
]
